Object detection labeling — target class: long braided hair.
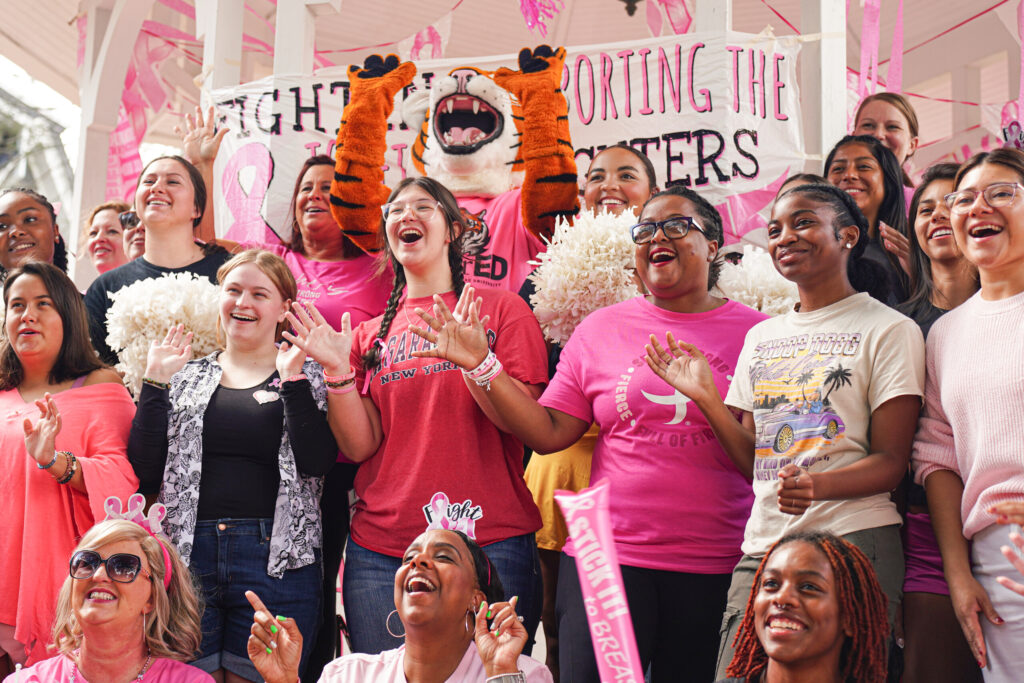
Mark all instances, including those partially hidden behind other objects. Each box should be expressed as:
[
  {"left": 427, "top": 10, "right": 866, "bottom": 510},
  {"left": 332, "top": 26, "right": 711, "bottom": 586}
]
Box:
[
  {"left": 726, "top": 531, "right": 889, "bottom": 683},
  {"left": 361, "top": 176, "right": 467, "bottom": 370}
]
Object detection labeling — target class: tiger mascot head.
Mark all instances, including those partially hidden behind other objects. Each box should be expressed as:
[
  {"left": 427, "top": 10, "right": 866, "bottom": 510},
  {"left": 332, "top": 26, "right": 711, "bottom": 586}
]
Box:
[{"left": 402, "top": 67, "right": 523, "bottom": 197}]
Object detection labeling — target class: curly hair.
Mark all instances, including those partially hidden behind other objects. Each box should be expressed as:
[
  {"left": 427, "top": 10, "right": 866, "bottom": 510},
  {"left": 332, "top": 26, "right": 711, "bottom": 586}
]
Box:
[
  {"left": 362, "top": 176, "right": 466, "bottom": 370},
  {"left": 726, "top": 531, "right": 889, "bottom": 683},
  {"left": 449, "top": 530, "right": 506, "bottom": 605},
  {"left": 639, "top": 185, "right": 724, "bottom": 289},
  {"left": 51, "top": 520, "right": 203, "bottom": 662}
]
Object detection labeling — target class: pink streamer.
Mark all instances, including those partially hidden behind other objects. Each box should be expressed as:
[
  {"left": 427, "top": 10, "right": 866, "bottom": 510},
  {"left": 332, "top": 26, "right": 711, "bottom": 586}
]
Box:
[
  {"left": 714, "top": 169, "right": 789, "bottom": 244},
  {"left": 519, "top": 0, "right": 564, "bottom": 37},
  {"left": 658, "top": 0, "right": 692, "bottom": 35},
  {"left": 646, "top": 0, "right": 663, "bottom": 37},
  {"left": 888, "top": 0, "right": 903, "bottom": 92},
  {"left": 858, "top": 0, "right": 881, "bottom": 98},
  {"left": 76, "top": 15, "right": 87, "bottom": 70},
  {"left": 1018, "top": 0, "right": 1024, "bottom": 127},
  {"left": 555, "top": 480, "right": 644, "bottom": 683}
]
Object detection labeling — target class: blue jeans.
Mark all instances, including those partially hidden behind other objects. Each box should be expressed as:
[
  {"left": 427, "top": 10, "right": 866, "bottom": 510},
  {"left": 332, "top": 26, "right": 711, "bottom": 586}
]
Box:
[
  {"left": 343, "top": 533, "right": 542, "bottom": 655},
  {"left": 190, "top": 519, "right": 322, "bottom": 681}
]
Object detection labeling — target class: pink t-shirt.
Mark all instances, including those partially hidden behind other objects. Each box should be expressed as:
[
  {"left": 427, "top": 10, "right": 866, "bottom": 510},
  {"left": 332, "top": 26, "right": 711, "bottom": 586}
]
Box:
[
  {"left": 3, "top": 654, "right": 214, "bottom": 682},
  {"left": 913, "top": 290, "right": 1024, "bottom": 540},
  {"left": 243, "top": 243, "right": 392, "bottom": 330},
  {"left": 457, "top": 189, "right": 546, "bottom": 294},
  {"left": 539, "top": 297, "right": 767, "bottom": 573},
  {"left": 349, "top": 288, "right": 547, "bottom": 557},
  {"left": 319, "top": 643, "right": 552, "bottom": 682}
]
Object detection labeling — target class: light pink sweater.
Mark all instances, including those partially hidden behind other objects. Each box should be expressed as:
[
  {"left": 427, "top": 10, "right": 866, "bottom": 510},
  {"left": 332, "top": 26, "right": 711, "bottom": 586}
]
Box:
[{"left": 913, "top": 290, "right": 1024, "bottom": 539}]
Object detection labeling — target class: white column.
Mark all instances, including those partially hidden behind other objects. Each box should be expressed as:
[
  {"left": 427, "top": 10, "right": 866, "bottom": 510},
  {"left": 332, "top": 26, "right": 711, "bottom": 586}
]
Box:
[
  {"left": 196, "top": 0, "right": 244, "bottom": 91},
  {"left": 696, "top": 0, "right": 732, "bottom": 33},
  {"left": 952, "top": 64, "right": 982, "bottom": 133},
  {"left": 70, "top": 0, "right": 155, "bottom": 287},
  {"left": 801, "top": 0, "right": 847, "bottom": 167},
  {"left": 273, "top": 0, "right": 341, "bottom": 75}
]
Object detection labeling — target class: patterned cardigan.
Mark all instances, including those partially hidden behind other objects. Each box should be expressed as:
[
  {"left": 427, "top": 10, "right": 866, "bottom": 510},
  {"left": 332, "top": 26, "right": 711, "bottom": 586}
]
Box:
[{"left": 158, "top": 353, "right": 328, "bottom": 578}]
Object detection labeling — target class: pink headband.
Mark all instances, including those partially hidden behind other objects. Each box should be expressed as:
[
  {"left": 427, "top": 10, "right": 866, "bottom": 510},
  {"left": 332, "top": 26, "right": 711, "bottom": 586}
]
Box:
[{"left": 103, "top": 494, "right": 172, "bottom": 590}]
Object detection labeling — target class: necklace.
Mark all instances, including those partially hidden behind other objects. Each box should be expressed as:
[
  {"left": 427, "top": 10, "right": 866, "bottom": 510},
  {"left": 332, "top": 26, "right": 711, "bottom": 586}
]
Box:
[{"left": 69, "top": 652, "right": 154, "bottom": 682}]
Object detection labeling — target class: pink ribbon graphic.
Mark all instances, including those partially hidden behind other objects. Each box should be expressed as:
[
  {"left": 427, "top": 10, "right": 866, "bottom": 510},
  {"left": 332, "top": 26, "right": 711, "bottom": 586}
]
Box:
[
  {"left": 410, "top": 25, "right": 443, "bottom": 60},
  {"left": 221, "top": 142, "right": 275, "bottom": 244},
  {"left": 423, "top": 491, "right": 481, "bottom": 538},
  {"left": 555, "top": 479, "right": 643, "bottom": 683}
]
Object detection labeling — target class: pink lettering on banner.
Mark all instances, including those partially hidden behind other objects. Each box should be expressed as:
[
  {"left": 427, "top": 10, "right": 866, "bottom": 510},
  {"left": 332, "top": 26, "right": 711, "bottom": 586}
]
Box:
[
  {"left": 222, "top": 142, "right": 277, "bottom": 243},
  {"left": 555, "top": 479, "right": 643, "bottom": 683}
]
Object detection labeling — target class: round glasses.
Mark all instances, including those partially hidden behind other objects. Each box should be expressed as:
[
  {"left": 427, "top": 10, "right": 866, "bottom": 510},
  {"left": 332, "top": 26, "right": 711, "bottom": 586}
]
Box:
[
  {"left": 630, "top": 216, "right": 707, "bottom": 245},
  {"left": 944, "top": 182, "right": 1024, "bottom": 214},
  {"left": 70, "top": 549, "right": 151, "bottom": 584},
  {"left": 382, "top": 200, "right": 441, "bottom": 224}
]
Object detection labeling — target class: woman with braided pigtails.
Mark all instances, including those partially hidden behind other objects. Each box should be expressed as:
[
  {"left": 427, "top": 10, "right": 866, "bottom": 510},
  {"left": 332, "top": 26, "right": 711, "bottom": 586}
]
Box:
[{"left": 283, "top": 176, "right": 548, "bottom": 656}]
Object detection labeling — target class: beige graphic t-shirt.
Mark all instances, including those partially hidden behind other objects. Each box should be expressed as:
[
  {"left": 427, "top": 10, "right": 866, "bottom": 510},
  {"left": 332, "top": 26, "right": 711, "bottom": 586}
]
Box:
[{"left": 726, "top": 292, "right": 925, "bottom": 556}]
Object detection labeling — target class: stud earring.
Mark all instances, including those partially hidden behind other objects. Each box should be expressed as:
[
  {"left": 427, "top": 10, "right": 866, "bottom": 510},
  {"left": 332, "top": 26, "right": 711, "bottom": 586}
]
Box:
[{"left": 845, "top": 243, "right": 853, "bottom": 249}]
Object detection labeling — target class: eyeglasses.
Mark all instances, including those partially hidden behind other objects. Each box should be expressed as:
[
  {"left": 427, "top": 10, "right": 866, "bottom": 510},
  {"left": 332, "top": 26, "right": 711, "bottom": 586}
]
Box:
[
  {"left": 118, "top": 211, "right": 141, "bottom": 230},
  {"left": 944, "top": 182, "right": 1024, "bottom": 214},
  {"left": 630, "top": 217, "right": 707, "bottom": 245},
  {"left": 70, "top": 550, "right": 151, "bottom": 584},
  {"left": 382, "top": 200, "right": 441, "bottom": 224}
]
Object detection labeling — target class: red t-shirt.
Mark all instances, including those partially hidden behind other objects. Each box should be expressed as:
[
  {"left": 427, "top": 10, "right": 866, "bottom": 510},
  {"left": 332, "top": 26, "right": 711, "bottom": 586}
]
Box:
[
  {"left": 349, "top": 288, "right": 547, "bottom": 556},
  {"left": 457, "top": 189, "right": 546, "bottom": 294}
]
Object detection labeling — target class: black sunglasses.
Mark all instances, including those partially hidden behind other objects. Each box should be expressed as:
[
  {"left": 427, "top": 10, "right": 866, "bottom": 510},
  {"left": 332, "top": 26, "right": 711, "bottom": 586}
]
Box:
[
  {"left": 118, "top": 211, "right": 141, "bottom": 230},
  {"left": 630, "top": 216, "right": 707, "bottom": 245},
  {"left": 70, "top": 549, "right": 150, "bottom": 584}
]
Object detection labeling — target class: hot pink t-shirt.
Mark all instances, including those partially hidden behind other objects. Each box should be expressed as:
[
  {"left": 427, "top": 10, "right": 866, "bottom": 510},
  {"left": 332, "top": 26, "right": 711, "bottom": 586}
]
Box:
[
  {"left": 243, "top": 243, "right": 392, "bottom": 330},
  {"left": 457, "top": 189, "right": 546, "bottom": 294},
  {"left": 539, "top": 297, "right": 767, "bottom": 573}
]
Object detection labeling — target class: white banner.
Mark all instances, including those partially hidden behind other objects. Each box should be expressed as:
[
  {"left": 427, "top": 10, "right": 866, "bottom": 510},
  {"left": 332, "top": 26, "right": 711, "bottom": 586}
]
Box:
[{"left": 211, "top": 31, "right": 803, "bottom": 246}]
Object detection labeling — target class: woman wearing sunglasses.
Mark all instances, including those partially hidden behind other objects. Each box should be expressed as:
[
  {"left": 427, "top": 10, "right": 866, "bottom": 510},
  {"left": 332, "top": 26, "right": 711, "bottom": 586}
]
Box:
[
  {"left": 913, "top": 149, "right": 1024, "bottom": 683},
  {"left": 0, "top": 263, "right": 138, "bottom": 672},
  {"left": 5, "top": 518, "right": 212, "bottom": 682},
  {"left": 404, "top": 186, "right": 766, "bottom": 682}
]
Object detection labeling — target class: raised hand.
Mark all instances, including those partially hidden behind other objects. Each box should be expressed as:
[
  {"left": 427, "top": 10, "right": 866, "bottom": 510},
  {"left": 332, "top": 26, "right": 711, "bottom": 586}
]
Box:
[
  {"left": 175, "top": 106, "right": 228, "bottom": 167},
  {"left": 644, "top": 333, "right": 718, "bottom": 406},
  {"left": 276, "top": 340, "right": 307, "bottom": 381},
  {"left": 493, "top": 45, "right": 567, "bottom": 91},
  {"left": 282, "top": 302, "right": 353, "bottom": 376},
  {"left": 474, "top": 597, "right": 528, "bottom": 678},
  {"left": 777, "top": 464, "right": 815, "bottom": 515},
  {"left": 409, "top": 287, "right": 490, "bottom": 370},
  {"left": 880, "top": 221, "right": 912, "bottom": 276},
  {"left": 23, "top": 393, "right": 62, "bottom": 467},
  {"left": 144, "top": 324, "right": 193, "bottom": 385},
  {"left": 245, "top": 591, "right": 302, "bottom": 683}
]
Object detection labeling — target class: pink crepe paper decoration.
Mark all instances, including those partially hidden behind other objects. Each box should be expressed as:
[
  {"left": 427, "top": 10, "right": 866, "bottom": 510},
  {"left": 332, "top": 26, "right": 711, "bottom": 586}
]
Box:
[
  {"left": 519, "top": 0, "right": 564, "bottom": 37},
  {"left": 646, "top": 0, "right": 663, "bottom": 36},
  {"left": 659, "top": 0, "right": 693, "bottom": 34},
  {"left": 887, "top": 0, "right": 904, "bottom": 92},
  {"left": 858, "top": 0, "right": 882, "bottom": 98}
]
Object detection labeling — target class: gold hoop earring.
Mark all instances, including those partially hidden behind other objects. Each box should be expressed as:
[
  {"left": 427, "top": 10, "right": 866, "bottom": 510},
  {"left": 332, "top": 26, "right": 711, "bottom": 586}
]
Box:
[{"left": 385, "top": 609, "right": 405, "bottom": 639}]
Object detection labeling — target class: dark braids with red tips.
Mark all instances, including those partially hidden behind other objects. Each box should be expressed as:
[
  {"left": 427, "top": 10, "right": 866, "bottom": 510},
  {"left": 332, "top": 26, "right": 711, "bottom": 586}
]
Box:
[{"left": 726, "top": 531, "right": 889, "bottom": 683}]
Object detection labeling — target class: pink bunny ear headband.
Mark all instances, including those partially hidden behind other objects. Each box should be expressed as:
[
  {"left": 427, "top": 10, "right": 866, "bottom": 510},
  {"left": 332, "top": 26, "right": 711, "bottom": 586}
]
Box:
[{"left": 104, "top": 494, "right": 172, "bottom": 590}]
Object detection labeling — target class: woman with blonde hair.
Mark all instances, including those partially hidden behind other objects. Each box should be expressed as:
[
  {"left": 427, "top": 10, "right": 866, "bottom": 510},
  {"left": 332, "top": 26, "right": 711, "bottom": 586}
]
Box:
[
  {"left": 82, "top": 201, "right": 132, "bottom": 274},
  {"left": 5, "top": 518, "right": 213, "bottom": 682},
  {"left": 128, "top": 249, "right": 340, "bottom": 682}
]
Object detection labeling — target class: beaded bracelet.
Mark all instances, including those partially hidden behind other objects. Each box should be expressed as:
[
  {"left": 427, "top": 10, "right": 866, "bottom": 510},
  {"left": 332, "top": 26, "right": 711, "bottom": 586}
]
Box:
[
  {"left": 327, "top": 379, "right": 357, "bottom": 395},
  {"left": 55, "top": 451, "right": 78, "bottom": 485},
  {"left": 142, "top": 377, "right": 170, "bottom": 390},
  {"left": 323, "top": 368, "right": 356, "bottom": 384},
  {"left": 37, "top": 450, "right": 60, "bottom": 470},
  {"left": 462, "top": 350, "right": 503, "bottom": 391}
]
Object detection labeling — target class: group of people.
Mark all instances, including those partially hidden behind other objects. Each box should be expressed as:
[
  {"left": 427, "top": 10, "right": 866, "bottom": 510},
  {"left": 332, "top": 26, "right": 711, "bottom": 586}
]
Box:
[{"left": 0, "top": 85, "right": 1020, "bottom": 683}]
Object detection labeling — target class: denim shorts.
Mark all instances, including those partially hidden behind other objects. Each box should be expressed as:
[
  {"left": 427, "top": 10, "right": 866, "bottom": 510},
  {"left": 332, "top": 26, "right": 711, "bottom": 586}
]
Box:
[
  {"left": 342, "top": 533, "right": 542, "bottom": 655},
  {"left": 190, "top": 519, "right": 322, "bottom": 681}
]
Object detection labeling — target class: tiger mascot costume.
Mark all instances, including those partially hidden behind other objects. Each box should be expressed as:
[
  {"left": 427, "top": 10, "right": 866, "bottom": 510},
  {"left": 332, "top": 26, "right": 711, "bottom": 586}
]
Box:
[{"left": 329, "top": 45, "right": 578, "bottom": 293}]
